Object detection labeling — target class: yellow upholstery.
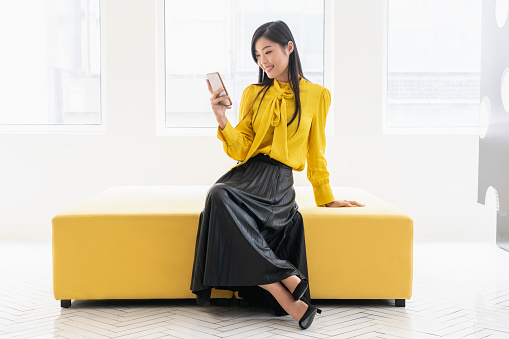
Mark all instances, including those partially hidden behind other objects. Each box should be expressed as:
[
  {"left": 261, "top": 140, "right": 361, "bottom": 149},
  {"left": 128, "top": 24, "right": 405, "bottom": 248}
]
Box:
[
  {"left": 297, "top": 187, "right": 413, "bottom": 300},
  {"left": 52, "top": 186, "right": 412, "bottom": 302}
]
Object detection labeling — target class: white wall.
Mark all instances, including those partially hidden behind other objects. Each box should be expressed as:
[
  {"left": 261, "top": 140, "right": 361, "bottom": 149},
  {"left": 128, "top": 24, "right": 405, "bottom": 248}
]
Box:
[{"left": 0, "top": 0, "right": 495, "bottom": 242}]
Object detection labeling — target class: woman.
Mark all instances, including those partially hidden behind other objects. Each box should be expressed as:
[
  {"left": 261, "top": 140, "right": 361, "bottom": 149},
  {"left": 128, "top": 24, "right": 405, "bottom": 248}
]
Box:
[{"left": 191, "top": 20, "right": 364, "bottom": 330}]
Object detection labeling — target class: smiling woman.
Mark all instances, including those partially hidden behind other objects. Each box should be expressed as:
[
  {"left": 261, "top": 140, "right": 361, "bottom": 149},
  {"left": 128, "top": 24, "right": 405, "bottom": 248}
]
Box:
[
  {"left": 254, "top": 37, "right": 294, "bottom": 83},
  {"left": 190, "top": 19, "right": 364, "bottom": 330}
]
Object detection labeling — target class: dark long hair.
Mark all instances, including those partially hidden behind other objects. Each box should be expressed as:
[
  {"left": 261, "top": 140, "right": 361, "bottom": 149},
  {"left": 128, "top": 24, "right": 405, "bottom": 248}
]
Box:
[{"left": 249, "top": 21, "right": 307, "bottom": 132}]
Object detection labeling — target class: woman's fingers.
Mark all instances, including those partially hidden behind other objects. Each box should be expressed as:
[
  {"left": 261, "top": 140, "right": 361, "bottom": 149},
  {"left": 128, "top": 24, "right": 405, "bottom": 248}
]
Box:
[
  {"left": 211, "top": 101, "right": 231, "bottom": 110},
  {"left": 210, "top": 87, "right": 225, "bottom": 100},
  {"left": 212, "top": 104, "right": 232, "bottom": 111},
  {"left": 323, "top": 200, "right": 366, "bottom": 208},
  {"left": 211, "top": 95, "right": 231, "bottom": 106},
  {"left": 206, "top": 81, "right": 231, "bottom": 114},
  {"left": 341, "top": 200, "right": 365, "bottom": 207},
  {"left": 206, "top": 79, "right": 226, "bottom": 99},
  {"left": 206, "top": 80, "right": 231, "bottom": 127}
]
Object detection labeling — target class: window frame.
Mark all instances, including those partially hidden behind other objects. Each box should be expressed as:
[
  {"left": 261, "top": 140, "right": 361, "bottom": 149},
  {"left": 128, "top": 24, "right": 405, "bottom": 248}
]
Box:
[
  {"left": 382, "top": 0, "right": 480, "bottom": 136},
  {"left": 0, "top": 0, "right": 106, "bottom": 135},
  {"left": 155, "top": 0, "right": 335, "bottom": 137}
]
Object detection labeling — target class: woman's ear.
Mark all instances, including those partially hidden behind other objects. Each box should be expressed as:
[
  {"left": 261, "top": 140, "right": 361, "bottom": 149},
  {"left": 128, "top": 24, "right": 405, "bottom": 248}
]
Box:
[{"left": 287, "top": 41, "right": 294, "bottom": 55}]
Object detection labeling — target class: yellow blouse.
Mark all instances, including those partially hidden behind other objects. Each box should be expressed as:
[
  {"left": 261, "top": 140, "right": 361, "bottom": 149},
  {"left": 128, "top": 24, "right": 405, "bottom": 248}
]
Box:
[{"left": 217, "top": 78, "right": 334, "bottom": 206}]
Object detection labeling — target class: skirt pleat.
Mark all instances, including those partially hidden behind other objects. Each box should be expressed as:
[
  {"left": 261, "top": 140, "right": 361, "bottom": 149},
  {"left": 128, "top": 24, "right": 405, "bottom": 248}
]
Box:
[{"left": 190, "top": 153, "right": 311, "bottom": 310}]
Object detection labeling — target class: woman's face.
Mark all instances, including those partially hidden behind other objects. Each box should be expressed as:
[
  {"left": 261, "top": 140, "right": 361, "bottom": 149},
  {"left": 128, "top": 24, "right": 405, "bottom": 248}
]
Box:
[{"left": 254, "top": 36, "right": 294, "bottom": 83}]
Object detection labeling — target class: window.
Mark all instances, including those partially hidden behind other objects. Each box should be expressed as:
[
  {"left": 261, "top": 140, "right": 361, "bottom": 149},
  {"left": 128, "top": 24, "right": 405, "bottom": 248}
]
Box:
[
  {"left": 0, "top": 0, "right": 102, "bottom": 132},
  {"left": 385, "top": 0, "right": 481, "bottom": 134},
  {"left": 157, "top": 0, "right": 327, "bottom": 135}
]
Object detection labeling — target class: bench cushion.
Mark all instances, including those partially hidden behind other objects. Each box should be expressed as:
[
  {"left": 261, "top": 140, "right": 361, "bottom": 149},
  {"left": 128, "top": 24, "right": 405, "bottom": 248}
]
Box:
[{"left": 52, "top": 186, "right": 412, "bottom": 301}]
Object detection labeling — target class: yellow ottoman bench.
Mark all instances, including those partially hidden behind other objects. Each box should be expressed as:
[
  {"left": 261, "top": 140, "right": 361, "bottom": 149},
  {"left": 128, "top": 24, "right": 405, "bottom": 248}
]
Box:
[{"left": 52, "top": 186, "right": 413, "bottom": 308}]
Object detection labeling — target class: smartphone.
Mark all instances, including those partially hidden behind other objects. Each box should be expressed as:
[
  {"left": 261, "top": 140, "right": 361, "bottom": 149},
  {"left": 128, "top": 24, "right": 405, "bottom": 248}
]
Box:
[{"left": 206, "top": 72, "right": 232, "bottom": 106}]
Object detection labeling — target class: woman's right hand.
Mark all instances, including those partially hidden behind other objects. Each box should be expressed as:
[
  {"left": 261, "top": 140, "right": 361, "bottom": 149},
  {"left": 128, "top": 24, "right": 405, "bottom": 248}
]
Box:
[{"left": 206, "top": 79, "right": 231, "bottom": 130}]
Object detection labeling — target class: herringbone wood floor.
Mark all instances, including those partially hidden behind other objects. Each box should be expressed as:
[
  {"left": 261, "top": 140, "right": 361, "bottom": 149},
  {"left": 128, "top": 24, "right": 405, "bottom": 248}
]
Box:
[{"left": 1, "top": 242, "right": 509, "bottom": 338}]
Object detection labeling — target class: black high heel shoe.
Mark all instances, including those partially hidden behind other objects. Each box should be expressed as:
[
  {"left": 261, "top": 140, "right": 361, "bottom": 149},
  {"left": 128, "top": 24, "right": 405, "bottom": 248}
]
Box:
[
  {"left": 196, "top": 295, "right": 210, "bottom": 306},
  {"left": 195, "top": 289, "right": 211, "bottom": 306},
  {"left": 298, "top": 302, "right": 322, "bottom": 330},
  {"left": 292, "top": 278, "right": 309, "bottom": 301}
]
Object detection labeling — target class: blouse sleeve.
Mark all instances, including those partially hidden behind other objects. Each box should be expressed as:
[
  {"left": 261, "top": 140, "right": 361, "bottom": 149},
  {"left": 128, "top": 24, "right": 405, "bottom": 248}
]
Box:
[
  {"left": 307, "top": 87, "right": 335, "bottom": 206},
  {"left": 217, "top": 86, "right": 256, "bottom": 161}
]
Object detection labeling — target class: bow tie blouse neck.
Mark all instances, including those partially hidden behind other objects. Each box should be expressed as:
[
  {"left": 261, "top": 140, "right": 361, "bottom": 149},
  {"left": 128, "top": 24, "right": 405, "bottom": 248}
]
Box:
[
  {"left": 218, "top": 78, "right": 335, "bottom": 206},
  {"left": 248, "top": 79, "right": 294, "bottom": 162}
]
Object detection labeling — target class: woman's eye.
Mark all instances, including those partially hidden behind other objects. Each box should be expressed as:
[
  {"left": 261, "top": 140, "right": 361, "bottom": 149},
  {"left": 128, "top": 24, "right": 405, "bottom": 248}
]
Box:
[{"left": 266, "top": 51, "right": 272, "bottom": 55}]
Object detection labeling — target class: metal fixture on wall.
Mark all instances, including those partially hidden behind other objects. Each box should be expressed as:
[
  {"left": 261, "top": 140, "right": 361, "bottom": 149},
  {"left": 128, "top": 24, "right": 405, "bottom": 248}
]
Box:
[{"left": 478, "top": 0, "right": 509, "bottom": 251}]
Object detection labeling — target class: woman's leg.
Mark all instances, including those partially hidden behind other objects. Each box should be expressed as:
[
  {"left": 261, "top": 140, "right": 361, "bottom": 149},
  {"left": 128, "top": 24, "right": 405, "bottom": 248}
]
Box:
[
  {"left": 259, "top": 282, "right": 308, "bottom": 322},
  {"left": 280, "top": 275, "right": 301, "bottom": 294}
]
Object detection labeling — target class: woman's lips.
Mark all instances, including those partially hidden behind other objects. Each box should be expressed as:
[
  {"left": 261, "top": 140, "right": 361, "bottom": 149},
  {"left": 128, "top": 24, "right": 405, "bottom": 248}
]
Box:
[{"left": 265, "top": 65, "right": 274, "bottom": 72}]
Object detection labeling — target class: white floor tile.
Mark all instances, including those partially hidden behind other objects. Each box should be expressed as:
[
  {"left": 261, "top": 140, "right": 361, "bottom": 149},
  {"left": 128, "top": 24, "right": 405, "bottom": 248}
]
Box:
[{"left": 1, "top": 241, "right": 509, "bottom": 339}]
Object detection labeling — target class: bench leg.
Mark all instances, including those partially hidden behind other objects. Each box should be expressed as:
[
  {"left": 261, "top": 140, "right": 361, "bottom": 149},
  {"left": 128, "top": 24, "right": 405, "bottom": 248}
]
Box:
[
  {"left": 61, "top": 300, "right": 72, "bottom": 308},
  {"left": 395, "top": 299, "right": 405, "bottom": 307}
]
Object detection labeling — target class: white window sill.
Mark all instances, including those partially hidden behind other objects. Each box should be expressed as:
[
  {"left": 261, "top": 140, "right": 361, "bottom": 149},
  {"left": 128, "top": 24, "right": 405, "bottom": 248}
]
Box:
[
  {"left": 0, "top": 124, "right": 105, "bottom": 134},
  {"left": 156, "top": 127, "right": 218, "bottom": 137},
  {"left": 382, "top": 126, "right": 481, "bottom": 136}
]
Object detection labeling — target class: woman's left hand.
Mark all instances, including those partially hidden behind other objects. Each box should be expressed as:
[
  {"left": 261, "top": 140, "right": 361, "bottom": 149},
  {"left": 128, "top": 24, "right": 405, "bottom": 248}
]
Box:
[{"left": 322, "top": 200, "right": 365, "bottom": 207}]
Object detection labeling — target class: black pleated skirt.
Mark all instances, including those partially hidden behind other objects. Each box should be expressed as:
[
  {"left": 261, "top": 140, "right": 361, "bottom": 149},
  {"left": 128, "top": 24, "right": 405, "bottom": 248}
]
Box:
[{"left": 190, "top": 153, "right": 310, "bottom": 311}]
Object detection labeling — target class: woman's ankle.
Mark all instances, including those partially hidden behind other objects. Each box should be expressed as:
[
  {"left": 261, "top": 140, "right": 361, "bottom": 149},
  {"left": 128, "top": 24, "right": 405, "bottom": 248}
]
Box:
[{"left": 281, "top": 275, "right": 301, "bottom": 293}]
